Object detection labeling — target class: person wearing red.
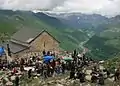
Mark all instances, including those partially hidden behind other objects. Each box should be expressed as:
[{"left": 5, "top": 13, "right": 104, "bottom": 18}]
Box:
[{"left": 12, "top": 67, "right": 17, "bottom": 74}]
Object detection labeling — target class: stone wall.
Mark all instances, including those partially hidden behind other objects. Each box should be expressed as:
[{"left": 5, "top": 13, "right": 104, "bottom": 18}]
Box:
[
  {"left": 10, "top": 31, "right": 60, "bottom": 59},
  {"left": 30, "top": 31, "right": 60, "bottom": 52},
  {"left": 12, "top": 49, "right": 30, "bottom": 59}
]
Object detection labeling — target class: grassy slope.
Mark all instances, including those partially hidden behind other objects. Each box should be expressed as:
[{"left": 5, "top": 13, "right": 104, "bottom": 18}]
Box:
[
  {"left": 84, "top": 16, "right": 120, "bottom": 59},
  {"left": 0, "top": 10, "right": 88, "bottom": 51},
  {"left": 84, "top": 35, "right": 120, "bottom": 60},
  {"left": 1, "top": 10, "right": 120, "bottom": 59},
  {"left": 103, "top": 56, "right": 120, "bottom": 73},
  {"left": 100, "top": 27, "right": 120, "bottom": 49}
]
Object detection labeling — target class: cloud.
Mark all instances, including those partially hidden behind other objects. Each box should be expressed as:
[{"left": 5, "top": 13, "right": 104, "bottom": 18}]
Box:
[
  {"left": 0, "top": 0, "right": 66, "bottom": 10},
  {"left": 0, "top": 0, "right": 120, "bottom": 16},
  {"left": 53, "top": 0, "right": 120, "bottom": 16}
]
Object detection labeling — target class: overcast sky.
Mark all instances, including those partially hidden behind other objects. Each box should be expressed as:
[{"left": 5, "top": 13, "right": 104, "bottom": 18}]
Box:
[{"left": 0, "top": 0, "right": 120, "bottom": 16}]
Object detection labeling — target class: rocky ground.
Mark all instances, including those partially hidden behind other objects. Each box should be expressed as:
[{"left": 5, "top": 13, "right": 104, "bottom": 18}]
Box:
[
  {"left": 0, "top": 71, "right": 119, "bottom": 86},
  {"left": 19, "top": 72, "right": 120, "bottom": 86},
  {"left": 0, "top": 62, "right": 120, "bottom": 86}
]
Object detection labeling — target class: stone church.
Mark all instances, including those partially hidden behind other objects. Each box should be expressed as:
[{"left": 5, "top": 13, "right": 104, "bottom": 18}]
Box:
[{"left": 2, "top": 28, "right": 60, "bottom": 58}]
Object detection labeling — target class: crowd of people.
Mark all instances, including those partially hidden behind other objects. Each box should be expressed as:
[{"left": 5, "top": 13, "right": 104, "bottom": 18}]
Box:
[
  {"left": 68, "top": 50, "right": 120, "bottom": 85},
  {"left": 0, "top": 50, "right": 72, "bottom": 85},
  {"left": 0, "top": 49, "right": 120, "bottom": 86}
]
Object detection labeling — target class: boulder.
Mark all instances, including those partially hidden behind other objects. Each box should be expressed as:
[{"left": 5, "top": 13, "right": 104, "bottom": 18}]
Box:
[
  {"left": 86, "top": 84, "right": 91, "bottom": 86},
  {"left": 86, "top": 70, "right": 92, "bottom": 75},
  {"left": 108, "top": 77, "right": 114, "bottom": 82},
  {"left": 110, "top": 74, "right": 114, "bottom": 77},
  {"left": 56, "top": 84, "right": 64, "bottom": 86},
  {"left": 37, "top": 74, "right": 40, "bottom": 77},
  {"left": 60, "top": 79, "right": 66, "bottom": 84},
  {"left": 99, "top": 65, "right": 105, "bottom": 70},
  {"left": 48, "top": 80, "right": 55, "bottom": 84},
  {"left": 43, "top": 85, "right": 47, "bottom": 86},
  {"left": 0, "top": 83, "right": 2, "bottom": 86},
  {"left": 65, "top": 76, "right": 69, "bottom": 80},
  {"left": 6, "top": 81, "right": 13, "bottom": 86},
  {"left": 99, "top": 61, "right": 104, "bottom": 64},
  {"left": 4, "top": 77, "right": 9, "bottom": 82},
  {"left": 34, "top": 76, "right": 38, "bottom": 79},
  {"left": 85, "top": 75, "right": 92, "bottom": 81},
  {"left": 10, "top": 76, "right": 16, "bottom": 81},
  {"left": 71, "top": 80, "right": 75, "bottom": 83},
  {"left": 19, "top": 75, "right": 22, "bottom": 78}
]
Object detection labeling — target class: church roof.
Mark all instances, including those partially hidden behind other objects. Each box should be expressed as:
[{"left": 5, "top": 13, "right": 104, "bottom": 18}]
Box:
[
  {"left": 1, "top": 41, "right": 29, "bottom": 54},
  {"left": 12, "top": 28, "right": 60, "bottom": 44}
]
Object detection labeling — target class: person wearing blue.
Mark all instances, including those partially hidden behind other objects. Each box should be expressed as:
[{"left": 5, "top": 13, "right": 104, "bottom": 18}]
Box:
[
  {"left": 43, "top": 55, "right": 54, "bottom": 64},
  {"left": 0, "top": 46, "right": 5, "bottom": 56}
]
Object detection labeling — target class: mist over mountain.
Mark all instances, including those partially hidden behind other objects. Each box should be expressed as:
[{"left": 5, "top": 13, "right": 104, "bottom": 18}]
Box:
[
  {"left": 46, "top": 12, "right": 120, "bottom": 33},
  {"left": 45, "top": 12, "right": 120, "bottom": 59}
]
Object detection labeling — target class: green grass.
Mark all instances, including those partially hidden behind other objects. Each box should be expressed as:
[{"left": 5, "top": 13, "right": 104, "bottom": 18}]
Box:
[
  {"left": 84, "top": 35, "right": 120, "bottom": 60},
  {"left": 103, "top": 56, "right": 120, "bottom": 73},
  {"left": 0, "top": 10, "right": 88, "bottom": 51}
]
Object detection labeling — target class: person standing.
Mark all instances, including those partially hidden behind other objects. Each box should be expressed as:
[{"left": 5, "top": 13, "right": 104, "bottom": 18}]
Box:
[
  {"left": 114, "top": 68, "right": 120, "bottom": 81},
  {"left": 43, "top": 50, "right": 46, "bottom": 56},
  {"left": 61, "top": 62, "right": 65, "bottom": 74},
  {"left": 98, "top": 73, "right": 105, "bottom": 85},
  {"left": 69, "top": 62, "right": 75, "bottom": 79},
  {"left": 91, "top": 71, "right": 98, "bottom": 83},
  {"left": 20, "top": 65, "right": 24, "bottom": 72},
  {"left": 47, "top": 51, "right": 50, "bottom": 56},
  {"left": 69, "top": 70, "right": 75, "bottom": 79},
  {"left": 43, "top": 64, "right": 48, "bottom": 79},
  {"left": 12, "top": 67, "right": 17, "bottom": 74},
  {"left": 78, "top": 70, "right": 85, "bottom": 83},
  {"left": 15, "top": 75, "right": 19, "bottom": 86},
  {"left": 28, "top": 69, "right": 32, "bottom": 78}
]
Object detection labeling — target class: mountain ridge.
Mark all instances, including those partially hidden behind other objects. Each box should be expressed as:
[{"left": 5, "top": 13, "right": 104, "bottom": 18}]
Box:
[
  {"left": 0, "top": 9, "right": 120, "bottom": 59},
  {"left": 0, "top": 9, "right": 88, "bottom": 51}
]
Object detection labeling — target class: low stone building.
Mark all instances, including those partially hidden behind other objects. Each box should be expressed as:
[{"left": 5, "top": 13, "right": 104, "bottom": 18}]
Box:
[{"left": 2, "top": 28, "right": 60, "bottom": 58}]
